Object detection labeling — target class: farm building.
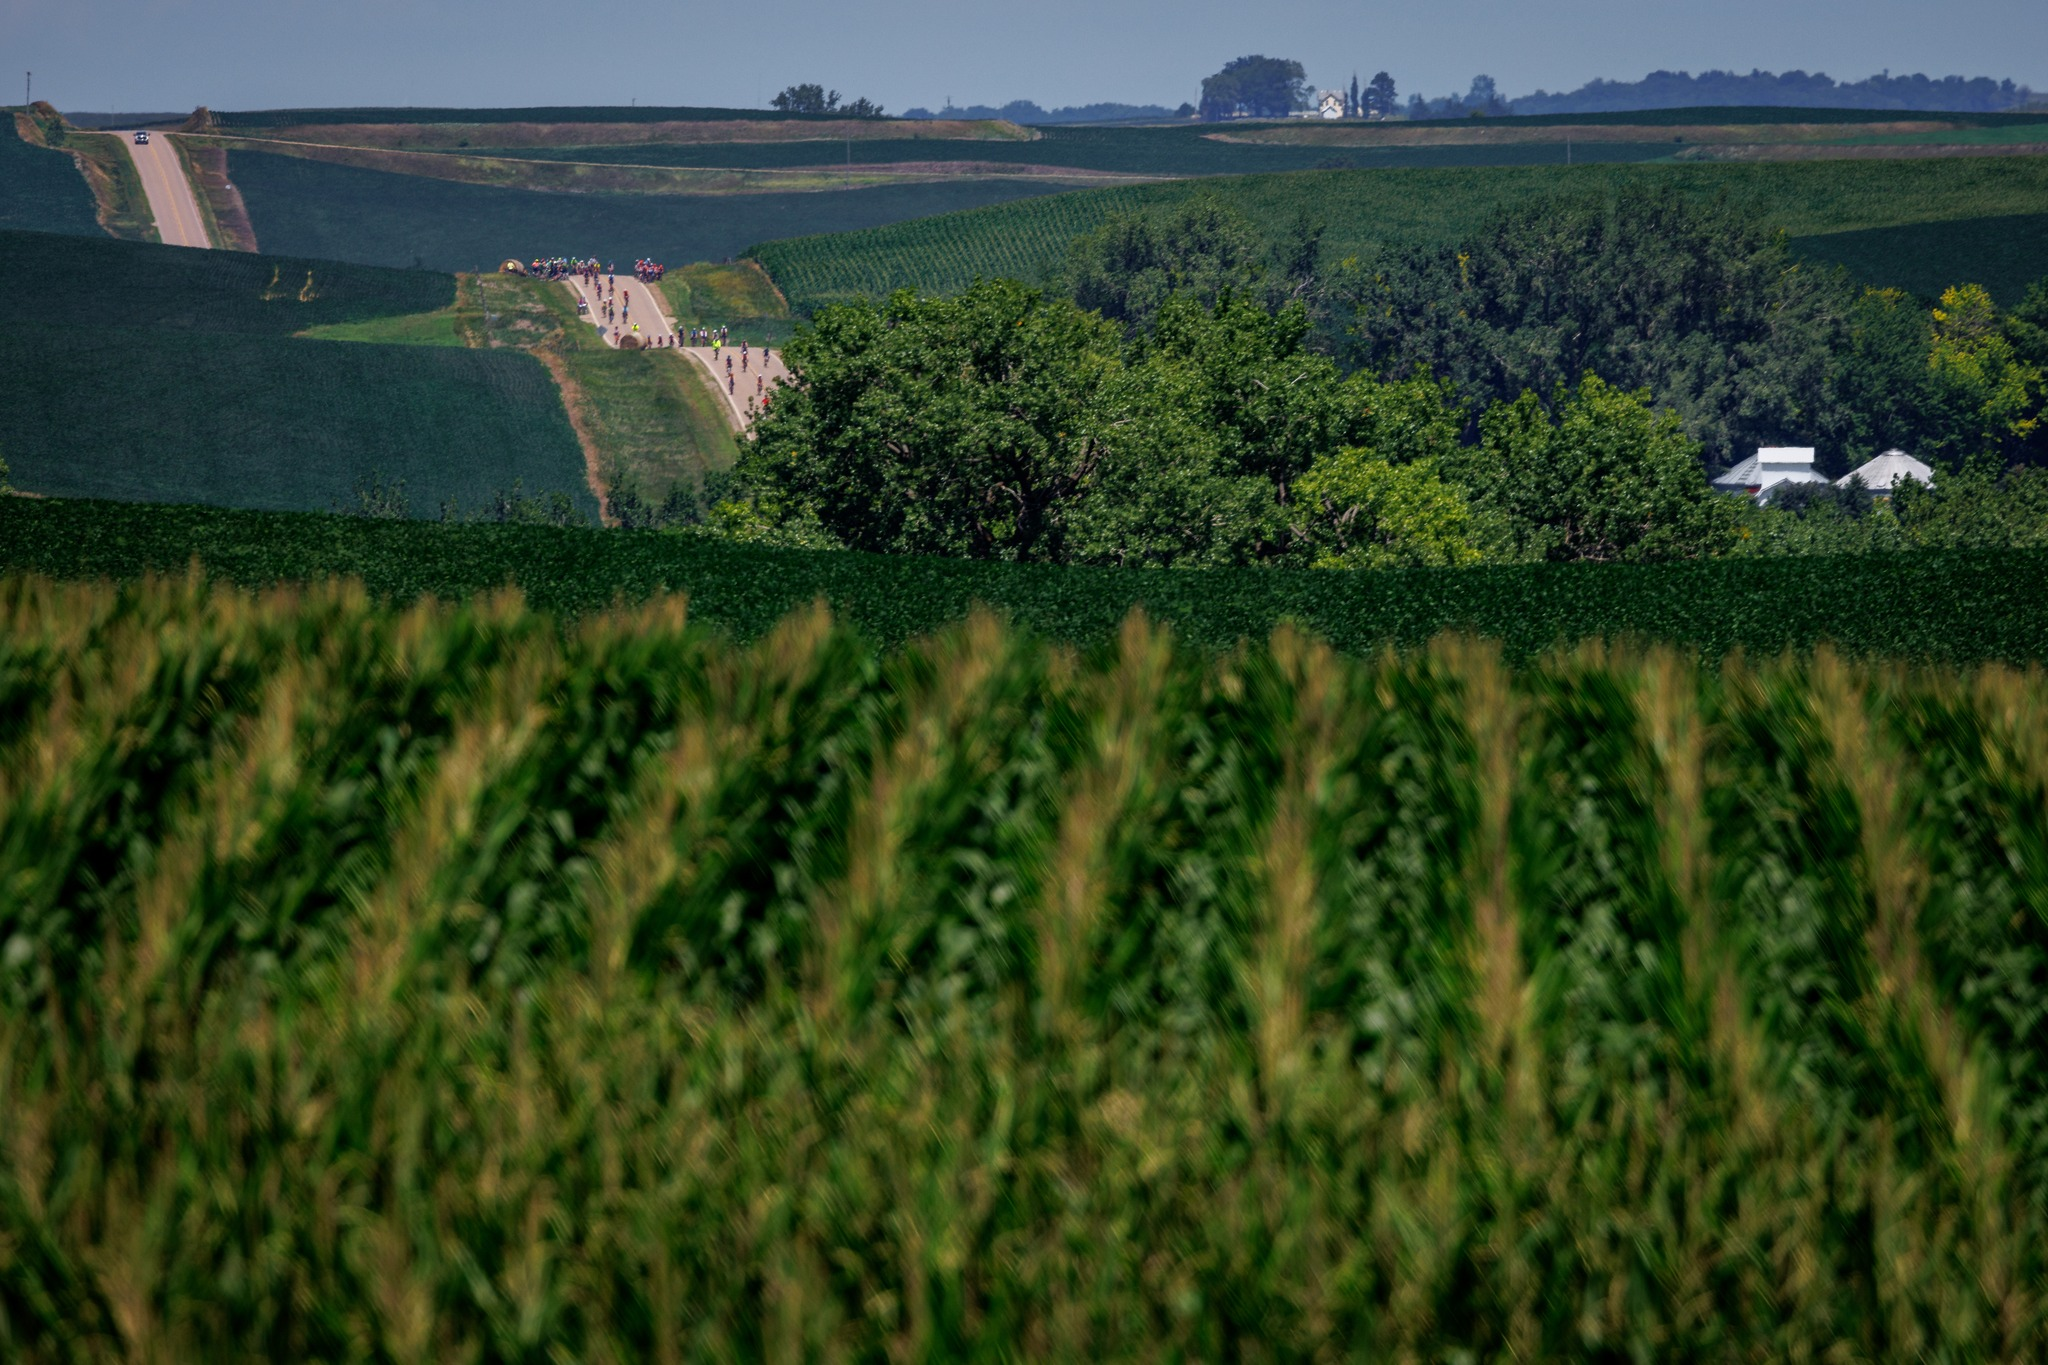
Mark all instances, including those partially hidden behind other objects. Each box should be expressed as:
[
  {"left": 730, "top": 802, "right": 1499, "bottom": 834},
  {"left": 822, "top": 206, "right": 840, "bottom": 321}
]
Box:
[
  {"left": 1711, "top": 447, "right": 1830, "bottom": 503},
  {"left": 1837, "top": 449, "right": 1933, "bottom": 496},
  {"left": 1316, "top": 91, "right": 1346, "bottom": 119}
]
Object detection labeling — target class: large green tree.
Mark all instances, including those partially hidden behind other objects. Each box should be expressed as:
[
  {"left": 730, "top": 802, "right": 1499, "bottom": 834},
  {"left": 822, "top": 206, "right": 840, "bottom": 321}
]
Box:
[
  {"left": 1066, "top": 295, "right": 1360, "bottom": 566},
  {"left": 1342, "top": 189, "right": 1852, "bottom": 471},
  {"left": 1828, "top": 286, "right": 1938, "bottom": 466},
  {"left": 1063, "top": 198, "right": 1267, "bottom": 335},
  {"left": 1468, "top": 375, "right": 1738, "bottom": 563},
  {"left": 2006, "top": 276, "right": 2048, "bottom": 464},
  {"left": 1289, "top": 451, "right": 1480, "bottom": 569},
  {"left": 1923, "top": 283, "right": 2044, "bottom": 472},
  {"left": 742, "top": 281, "right": 1120, "bottom": 561},
  {"left": 1063, "top": 197, "right": 1329, "bottom": 338},
  {"left": 742, "top": 285, "right": 1363, "bottom": 567},
  {"left": 1199, "top": 56, "right": 1311, "bottom": 120}
]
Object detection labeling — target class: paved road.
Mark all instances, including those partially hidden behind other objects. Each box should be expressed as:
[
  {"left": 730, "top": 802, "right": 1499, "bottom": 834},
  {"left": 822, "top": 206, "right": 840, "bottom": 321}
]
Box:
[
  {"left": 683, "top": 343, "right": 790, "bottom": 429},
  {"left": 557, "top": 273, "right": 788, "bottom": 428},
  {"left": 559, "top": 273, "right": 677, "bottom": 350},
  {"left": 115, "top": 133, "right": 211, "bottom": 249}
]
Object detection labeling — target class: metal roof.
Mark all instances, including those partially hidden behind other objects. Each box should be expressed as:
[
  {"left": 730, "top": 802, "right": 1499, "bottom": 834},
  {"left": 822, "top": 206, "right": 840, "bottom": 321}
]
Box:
[{"left": 1837, "top": 450, "right": 1933, "bottom": 492}]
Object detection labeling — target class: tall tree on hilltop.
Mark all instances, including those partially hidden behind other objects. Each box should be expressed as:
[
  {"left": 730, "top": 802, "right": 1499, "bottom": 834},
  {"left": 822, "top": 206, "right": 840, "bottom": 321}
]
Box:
[
  {"left": 1199, "top": 56, "right": 1311, "bottom": 120},
  {"left": 771, "top": 84, "right": 883, "bottom": 117},
  {"left": 772, "top": 84, "right": 837, "bottom": 114},
  {"left": 1366, "top": 71, "right": 1398, "bottom": 116}
]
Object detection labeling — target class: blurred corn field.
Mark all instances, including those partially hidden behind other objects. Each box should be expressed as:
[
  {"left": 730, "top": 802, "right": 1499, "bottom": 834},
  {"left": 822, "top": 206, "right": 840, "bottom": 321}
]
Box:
[{"left": 3, "top": 571, "right": 2047, "bottom": 1362}]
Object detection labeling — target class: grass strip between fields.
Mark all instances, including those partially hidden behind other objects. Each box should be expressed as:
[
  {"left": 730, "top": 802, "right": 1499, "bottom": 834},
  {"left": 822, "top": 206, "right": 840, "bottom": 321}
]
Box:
[
  {"left": 11, "top": 107, "right": 157, "bottom": 241},
  {"left": 298, "top": 271, "right": 742, "bottom": 515}
]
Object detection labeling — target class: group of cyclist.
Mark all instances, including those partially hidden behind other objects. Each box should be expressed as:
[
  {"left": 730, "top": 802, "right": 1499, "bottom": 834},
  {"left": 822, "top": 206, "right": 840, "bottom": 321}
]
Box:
[
  {"left": 529, "top": 256, "right": 612, "bottom": 282},
  {"left": 529, "top": 257, "right": 785, "bottom": 390},
  {"left": 716, "top": 338, "right": 776, "bottom": 406}
]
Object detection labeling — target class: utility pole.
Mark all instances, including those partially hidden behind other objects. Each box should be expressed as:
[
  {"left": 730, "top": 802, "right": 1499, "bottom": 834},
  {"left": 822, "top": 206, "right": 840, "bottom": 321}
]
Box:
[{"left": 25, "top": 71, "right": 31, "bottom": 108}]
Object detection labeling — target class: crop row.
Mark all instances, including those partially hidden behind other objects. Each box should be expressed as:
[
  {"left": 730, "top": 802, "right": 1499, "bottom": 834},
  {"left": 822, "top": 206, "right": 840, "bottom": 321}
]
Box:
[
  {"left": 7, "top": 497, "right": 2048, "bottom": 663},
  {"left": 0, "top": 231, "right": 590, "bottom": 520},
  {"left": 223, "top": 147, "right": 1065, "bottom": 275},
  {"left": 0, "top": 125, "right": 105, "bottom": 238},
  {"left": 0, "top": 326, "right": 594, "bottom": 519},
  {"left": 749, "top": 155, "right": 2048, "bottom": 312},
  {"left": 0, "top": 227, "right": 453, "bottom": 334},
  {"left": 2, "top": 573, "right": 2046, "bottom": 1358}
]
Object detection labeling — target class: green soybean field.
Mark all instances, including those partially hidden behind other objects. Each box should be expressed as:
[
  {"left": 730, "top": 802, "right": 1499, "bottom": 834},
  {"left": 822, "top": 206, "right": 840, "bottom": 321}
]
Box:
[
  {"left": 0, "top": 230, "right": 595, "bottom": 520},
  {"left": 750, "top": 155, "right": 2048, "bottom": 312},
  {"left": 6, "top": 497, "right": 2048, "bottom": 662}
]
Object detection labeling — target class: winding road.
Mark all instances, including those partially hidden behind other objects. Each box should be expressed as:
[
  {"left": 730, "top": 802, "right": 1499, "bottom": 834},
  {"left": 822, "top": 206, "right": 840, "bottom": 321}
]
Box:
[
  {"left": 682, "top": 341, "right": 790, "bottom": 429},
  {"left": 557, "top": 273, "right": 788, "bottom": 428},
  {"left": 102, "top": 130, "right": 793, "bottom": 428},
  {"left": 115, "top": 132, "right": 211, "bottom": 249}
]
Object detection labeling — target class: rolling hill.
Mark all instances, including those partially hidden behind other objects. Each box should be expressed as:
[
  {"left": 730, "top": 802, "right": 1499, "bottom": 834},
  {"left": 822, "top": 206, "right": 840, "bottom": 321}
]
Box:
[
  {"left": 1, "top": 110, "right": 106, "bottom": 236},
  {"left": 747, "top": 155, "right": 2048, "bottom": 311},
  {"left": 0, "top": 230, "right": 595, "bottom": 519},
  {"left": 224, "top": 147, "right": 1073, "bottom": 272},
  {"left": 157, "top": 104, "right": 2048, "bottom": 282}
]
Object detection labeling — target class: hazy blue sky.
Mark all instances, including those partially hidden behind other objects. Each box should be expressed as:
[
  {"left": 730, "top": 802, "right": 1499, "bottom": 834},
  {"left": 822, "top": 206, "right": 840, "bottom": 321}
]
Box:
[{"left": 10, "top": 0, "right": 2044, "bottom": 115}]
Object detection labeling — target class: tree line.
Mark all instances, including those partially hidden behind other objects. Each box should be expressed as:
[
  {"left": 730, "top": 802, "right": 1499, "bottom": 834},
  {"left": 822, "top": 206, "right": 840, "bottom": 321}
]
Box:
[
  {"left": 706, "top": 191, "right": 2047, "bottom": 570},
  {"left": 1191, "top": 57, "right": 2037, "bottom": 123},
  {"left": 1515, "top": 68, "right": 2038, "bottom": 116},
  {"left": 769, "top": 84, "right": 884, "bottom": 118}
]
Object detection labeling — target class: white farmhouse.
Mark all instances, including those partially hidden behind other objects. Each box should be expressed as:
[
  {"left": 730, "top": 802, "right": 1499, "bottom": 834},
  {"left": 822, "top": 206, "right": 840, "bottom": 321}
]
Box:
[
  {"left": 1317, "top": 90, "right": 1346, "bottom": 119},
  {"left": 1837, "top": 449, "right": 1932, "bottom": 497},
  {"left": 1711, "top": 446, "right": 1831, "bottom": 503}
]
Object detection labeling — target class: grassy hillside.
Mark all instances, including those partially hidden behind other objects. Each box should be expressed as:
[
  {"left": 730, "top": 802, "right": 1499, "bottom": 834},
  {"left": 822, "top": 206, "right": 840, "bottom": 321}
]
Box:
[
  {"left": 227, "top": 147, "right": 1071, "bottom": 272},
  {"left": 0, "top": 230, "right": 594, "bottom": 519},
  {"left": 5, "top": 572, "right": 2048, "bottom": 1359},
  {"left": 498, "top": 274, "right": 740, "bottom": 502},
  {"left": 650, "top": 260, "right": 797, "bottom": 345},
  {"left": 332, "top": 108, "right": 2048, "bottom": 180},
  {"left": 299, "top": 269, "right": 742, "bottom": 510},
  {"left": 4, "top": 497, "right": 2046, "bottom": 663},
  {"left": 750, "top": 156, "right": 2048, "bottom": 311},
  {"left": 0, "top": 113, "right": 104, "bottom": 236}
]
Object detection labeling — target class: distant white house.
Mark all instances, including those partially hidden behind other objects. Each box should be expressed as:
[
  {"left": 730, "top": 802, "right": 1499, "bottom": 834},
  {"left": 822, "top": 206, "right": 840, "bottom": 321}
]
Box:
[
  {"left": 1317, "top": 90, "right": 1346, "bottom": 119},
  {"left": 1711, "top": 447, "right": 1831, "bottom": 503},
  {"left": 1837, "top": 449, "right": 1932, "bottom": 497}
]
